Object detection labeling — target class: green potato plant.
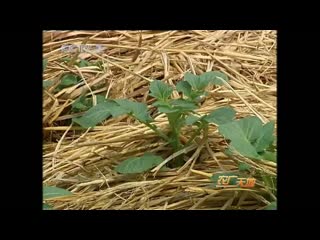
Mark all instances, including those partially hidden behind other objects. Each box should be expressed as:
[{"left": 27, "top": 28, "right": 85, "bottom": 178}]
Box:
[{"left": 71, "top": 71, "right": 276, "bottom": 174}]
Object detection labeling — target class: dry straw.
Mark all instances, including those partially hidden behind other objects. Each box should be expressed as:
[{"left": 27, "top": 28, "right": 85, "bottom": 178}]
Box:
[{"left": 43, "top": 30, "right": 276, "bottom": 210}]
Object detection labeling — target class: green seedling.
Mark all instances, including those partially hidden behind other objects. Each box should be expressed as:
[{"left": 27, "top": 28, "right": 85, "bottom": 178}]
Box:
[
  {"left": 73, "top": 71, "right": 234, "bottom": 171},
  {"left": 72, "top": 71, "right": 276, "bottom": 174}
]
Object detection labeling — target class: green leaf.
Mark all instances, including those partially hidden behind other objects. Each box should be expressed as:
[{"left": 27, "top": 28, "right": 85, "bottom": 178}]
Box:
[
  {"left": 110, "top": 106, "right": 131, "bottom": 118},
  {"left": 152, "top": 100, "right": 167, "bottom": 107},
  {"left": 183, "top": 71, "right": 228, "bottom": 91},
  {"left": 170, "top": 99, "right": 198, "bottom": 111},
  {"left": 218, "top": 118, "right": 261, "bottom": 159},
  {"left": 238, "top": 162, "right": 251, "bottom": 171},
  {"left": 153, "top": 101, "right": 179, "bottom": 114},
  {"left": 72, "top": 95, "right": 91, "bottom": 112},
  {"left": 155, "top": 99, "right": 197, "bottom": 114},
  {"left": 77, "top": 59, "right": 92, "bottom": 67},
  {"left": 198, "top": 72, "right": 215, "bottom": 85},
  {"left": 157, "top": 105, "right": 176, "bottom": 113},
  {"left": 219, "top": 117, "right": 276, "bottom": 160},
  {"left": 253, "top": 121, "right": 275, "bottom": 152},
  {"left": 72, "top": 95, "right": 107, "bottom": 113},
  {"left": 115, "top": 99, "right": 153, "bottom": 123},
  {"left": 43, "top": 186, "right": 72, "bottom": 200},
  {"left": 203, "top": 107, "right": 236, "bottom": 125},
  {"left": 149, "top": 80, "right": 173, "bottom": 101},
  {"left": 43, "top": 203, "right": 53, "bottom": 210},
  {"left": 43, "top": 80, "right": 54, "bottom": 89},
  {"left": 184, "top": 72, "right": 209, "bottom": 91},
  {"left": 185, "top": 115, "right": 200, "bottom": 125},
  {"left": 96, "top": 95, "right": 106, "bottom": 104},
  {"left": 191, "top": 90, "right": 207, "bottom": 101},
  {"left": 55, "top": 74, "right": 81, "bottom": 91},
  {"left": 72, "top": 101, "right": 116, "bottom": 128},
  {"left": 115, "top": 153, "right": 164, "bottom": 174},
  {"left": 176, "top": 81, "right": 192, "bottom": 98},
  {"left": 260, "top": 151, "right": 277, "bottom": 162},
  {"left": 61, "top": 74, "right": 80, "bottom": 86},
  {"left": 237, "top": 116, "right": 263, "bottom": 143},
  {"left": 200, "top": 71, "right": 229, "bottom": 86},
  {"left": 43, "top": 59, "right": 48, "bottom": 71},
  {"left": 263, "top": 201, "right": 277, "bottom": 210}
]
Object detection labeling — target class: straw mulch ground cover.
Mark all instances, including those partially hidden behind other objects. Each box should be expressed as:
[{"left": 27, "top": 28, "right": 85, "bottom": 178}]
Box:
[{"left": 43, "top": 30, "right": 276, "bottom": 210}]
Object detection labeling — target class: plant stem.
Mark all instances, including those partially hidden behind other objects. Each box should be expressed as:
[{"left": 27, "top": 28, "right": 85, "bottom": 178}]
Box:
[
  {"left": 145, "top": 122, "right": 170, "bottom": 142},
  {"left": 170, "top": 126, "right": 182, "bottom": 151},
  {"left": 166, "top": 113, "right": 186, "bottom": 167},
  {"left": 167, "top": 114, "right": 183, "bottom": 151}
]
